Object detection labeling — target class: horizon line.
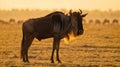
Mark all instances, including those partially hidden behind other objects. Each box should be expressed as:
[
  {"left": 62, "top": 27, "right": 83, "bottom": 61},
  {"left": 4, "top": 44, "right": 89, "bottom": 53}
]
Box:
[{"left": 0, "top": 8, "right": 120, "bottom": 11}]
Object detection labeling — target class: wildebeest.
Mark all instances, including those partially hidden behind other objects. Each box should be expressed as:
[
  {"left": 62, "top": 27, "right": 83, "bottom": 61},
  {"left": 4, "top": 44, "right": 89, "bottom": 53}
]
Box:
[
  {"left": 17, "top": 20, "right": 24, "bottom": 24},
  {"left": 103, "top": 18, "right": 110, "bottom": 25},
  {"left": 112, "top": 19, "right": 119, "bottom": 24},
  {"left": 0, "top": 19, "right": 5, "bottom": 24},
  {"left": 21, "top": 9, "right": 87, "bottom": 63},
  {"left": 95, "top": 19, "right": 101, "bottom": 24},
  {"left": 9, "top": 18, "right": 16, "bottom": 24},
  {"left": 88, "top": 19, "right": 93, "bottom": 24},
  {"left": 0, "top": 19, "right": 8, "bottom": 24}
]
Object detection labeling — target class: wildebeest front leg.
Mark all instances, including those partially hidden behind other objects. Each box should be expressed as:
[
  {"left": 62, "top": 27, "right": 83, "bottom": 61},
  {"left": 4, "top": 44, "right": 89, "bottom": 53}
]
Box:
[
  {"left": 51, "top": 37, "right": 61, "bottom": 63},
  {"left": 56, "top": 40, "right": 61, "bottom": 63}
]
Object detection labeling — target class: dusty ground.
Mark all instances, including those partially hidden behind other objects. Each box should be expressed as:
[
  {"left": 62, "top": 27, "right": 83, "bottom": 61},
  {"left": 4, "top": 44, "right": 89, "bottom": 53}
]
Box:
[{"left": 0, "top": 24, "right": 120, "bottom": 67}]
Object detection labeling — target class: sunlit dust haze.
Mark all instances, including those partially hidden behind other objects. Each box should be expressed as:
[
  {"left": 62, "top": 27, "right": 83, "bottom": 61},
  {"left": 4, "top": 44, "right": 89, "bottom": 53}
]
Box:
[{"left": 0, "top": 0, "right": 120, "bottom": 10}]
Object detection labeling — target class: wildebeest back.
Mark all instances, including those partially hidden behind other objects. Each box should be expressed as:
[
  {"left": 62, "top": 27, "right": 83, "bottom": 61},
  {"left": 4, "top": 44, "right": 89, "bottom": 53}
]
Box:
[{"left": 32, "top": 12, "right": 71, "bottom": 40}]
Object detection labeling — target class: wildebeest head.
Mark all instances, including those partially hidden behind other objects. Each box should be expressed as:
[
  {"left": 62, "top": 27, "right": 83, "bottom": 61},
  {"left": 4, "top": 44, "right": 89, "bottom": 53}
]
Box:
[{"left": 69, "top": 9, "right": 88, "bottom": 36}]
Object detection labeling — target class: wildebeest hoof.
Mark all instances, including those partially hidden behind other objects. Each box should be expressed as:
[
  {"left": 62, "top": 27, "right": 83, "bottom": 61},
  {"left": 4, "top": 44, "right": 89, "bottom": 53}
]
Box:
[
  {"left": 51, "top": 60, "right": 54, "bottom": 63},
  {"left": 58, "top": 60, "right": 62, "bottom": 63},
  {"left": 26, "top": 61, "right": 30, "bottom": 63},
  {"left": 23, "top": 60, "right": 30, "bottom": 63}
]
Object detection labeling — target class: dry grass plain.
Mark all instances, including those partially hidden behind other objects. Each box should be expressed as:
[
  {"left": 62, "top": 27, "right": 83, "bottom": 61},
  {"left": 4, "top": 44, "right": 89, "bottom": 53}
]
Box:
[{"left": 0, "top": 23, "right": 120, "bottom": 67}]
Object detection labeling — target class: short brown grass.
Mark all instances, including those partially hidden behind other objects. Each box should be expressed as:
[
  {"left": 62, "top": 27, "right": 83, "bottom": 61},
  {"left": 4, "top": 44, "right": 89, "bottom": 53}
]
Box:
[{"left": 0, "top": 23, "right": 120, "bottom": 67}]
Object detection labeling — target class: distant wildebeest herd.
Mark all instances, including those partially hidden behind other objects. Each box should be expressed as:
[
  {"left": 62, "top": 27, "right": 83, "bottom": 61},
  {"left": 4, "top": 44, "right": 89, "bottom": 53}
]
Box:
[
  {"left": 0, "top": 18, "right": 119, "bottom": 25},
  {"left": 0, "top": 19, "right": 23, "bottom": 24},
  {"left": 84, "top": 18, "right": 119, "bottom": 25}
]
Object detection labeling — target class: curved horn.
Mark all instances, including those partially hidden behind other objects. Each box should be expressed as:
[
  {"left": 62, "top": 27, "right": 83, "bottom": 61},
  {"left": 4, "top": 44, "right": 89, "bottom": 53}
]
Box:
[
  {"left": 81, "top": 13, "right": 88, "bottom": 17},
  {"left": 69, "top": 9, "right": 72, "bottom": 15},
  {"left": 79, "top": 9, "right": 82, "bottom": 14}
]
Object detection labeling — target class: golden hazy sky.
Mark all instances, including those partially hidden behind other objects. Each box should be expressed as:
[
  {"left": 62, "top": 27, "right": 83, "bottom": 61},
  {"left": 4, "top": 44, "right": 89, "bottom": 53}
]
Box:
[{"left": 0, "top": 0, "right": 119, "bottom": 10}]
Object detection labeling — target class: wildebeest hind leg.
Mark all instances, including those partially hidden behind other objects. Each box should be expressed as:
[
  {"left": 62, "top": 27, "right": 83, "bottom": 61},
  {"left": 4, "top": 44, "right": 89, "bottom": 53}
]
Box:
[
  {"left": 22, "top": 34, "right": 34, "bottom": 62},
  {"left": 21, "top": 36, "right": 25, "bottom": 62},
  {"left": 51, "top": 38, "right": 56, "bottom": 63}
]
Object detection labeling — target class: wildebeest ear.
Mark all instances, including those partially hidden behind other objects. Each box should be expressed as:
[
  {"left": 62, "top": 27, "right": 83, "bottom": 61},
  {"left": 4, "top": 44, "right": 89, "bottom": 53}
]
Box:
[{"left": 81, "top": 13, "right": 88, "bottom": 17}]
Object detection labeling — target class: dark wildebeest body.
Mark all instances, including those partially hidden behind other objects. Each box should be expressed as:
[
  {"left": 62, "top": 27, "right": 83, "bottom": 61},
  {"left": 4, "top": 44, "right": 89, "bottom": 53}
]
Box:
[
  {"left": 21, "top": 10, "right": 87, "bottom": 63},
  {"left": 33, "top": 12, "right": 70, "bottom": 40},
  {"left": 112, "top": 19, "right": 119, "bottom": 24},
  {"left": 95, "top": 19, "right": 101, "bottom": 24},
  {"left": 103, "top": 19, "right": 110, "bottom": 25},
  {"left": 88, "top": 19, "right": 93, "bottom": 24}
]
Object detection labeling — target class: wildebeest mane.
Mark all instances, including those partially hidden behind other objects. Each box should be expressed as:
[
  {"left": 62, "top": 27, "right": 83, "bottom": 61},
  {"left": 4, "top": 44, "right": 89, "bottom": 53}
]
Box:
[{"left": 45, "top": 11, "right": 64, "bottom": 17}]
